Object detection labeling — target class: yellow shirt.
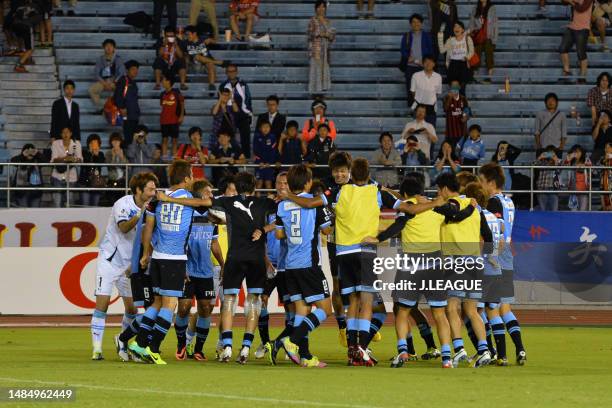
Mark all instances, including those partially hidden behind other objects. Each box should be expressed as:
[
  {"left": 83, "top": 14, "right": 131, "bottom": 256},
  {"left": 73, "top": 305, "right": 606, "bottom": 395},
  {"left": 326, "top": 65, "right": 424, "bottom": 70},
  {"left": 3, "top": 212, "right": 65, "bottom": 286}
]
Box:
[
  {"left": 335, "top": 183, "right": 381, "bottom": 255},
  {"left": 400, "top": 197, "right": 445, "bottom": 254},
  {"left": 440, "top": 195, "right": 481, "bottom": 256},
  {"left": 211, "top": 224, "right": 227, "bottom": 266}
]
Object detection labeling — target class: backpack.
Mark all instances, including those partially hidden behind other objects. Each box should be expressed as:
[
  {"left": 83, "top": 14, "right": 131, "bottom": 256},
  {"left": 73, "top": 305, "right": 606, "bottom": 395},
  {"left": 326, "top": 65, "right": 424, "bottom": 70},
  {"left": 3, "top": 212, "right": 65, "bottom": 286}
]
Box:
[{"left": 123, "top": 11, "right": 153, "bottom": 35}]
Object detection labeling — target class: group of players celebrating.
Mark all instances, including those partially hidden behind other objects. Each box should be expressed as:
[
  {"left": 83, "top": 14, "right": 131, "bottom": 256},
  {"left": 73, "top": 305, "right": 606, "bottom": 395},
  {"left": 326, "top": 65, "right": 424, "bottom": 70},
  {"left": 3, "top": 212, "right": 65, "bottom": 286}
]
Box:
[{"left": 89, "top": 151, "right": 527, "bottom": 368}]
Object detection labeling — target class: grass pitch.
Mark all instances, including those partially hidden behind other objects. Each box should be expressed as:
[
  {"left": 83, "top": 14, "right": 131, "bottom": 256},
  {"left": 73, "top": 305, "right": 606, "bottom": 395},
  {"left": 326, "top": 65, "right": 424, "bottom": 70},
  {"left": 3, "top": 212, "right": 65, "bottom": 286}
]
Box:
[{"left": 0, "top": 326, "right": 611, "bottom": 407}]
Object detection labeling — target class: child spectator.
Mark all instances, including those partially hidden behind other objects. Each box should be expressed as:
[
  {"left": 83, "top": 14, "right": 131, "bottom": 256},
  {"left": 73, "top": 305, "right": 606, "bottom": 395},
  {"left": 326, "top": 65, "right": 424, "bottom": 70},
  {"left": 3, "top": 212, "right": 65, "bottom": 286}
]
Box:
[
  {"left": 443, "top": 80, "right": 470, "bottom": 146},
  {"left": 430, "top": 140, "right": 461, "bottom": 182},
  {"left": 401, "top": 135, "right": 428, "bottom": 167},
  {"left": 457, "top": 124, "right": 485, "bottom": 166},
  {"left": 181, "top": 25, "right": 230, "bottom": 95},
  {"left": 278, "top": 120, "right": 306, "bottom": 165},
  {"left": 153, "top": 26, "right": 187, "bottom": 90},
  {"left": 229, "top": 0, "right": 260, "bottom": 41},
  {"left": 563, "top": 144, "right": 591, "bottom": 211},
  {"left": 535, "top": 145, "right": 562, "bottom": 211},
  {"left": 600, "top": 142, "right": 612, "bottom": 210},
  {"left": 253, "top": 119, "right": 279, "bottom": 190},
  {"left": 209, "top": 131, "right": 246, "bottom": 185},
  {"left": 372, "top": 132, "right": 402, "bottom": 188},
  {"left": 159, "top": 72, "right": 185, "bottom": 159},
  {"left": 176, "top": 126, "right": 209, "bottom": 179},
  {"left": 305, "top": 122, "right": 336, "bottom": 179}
]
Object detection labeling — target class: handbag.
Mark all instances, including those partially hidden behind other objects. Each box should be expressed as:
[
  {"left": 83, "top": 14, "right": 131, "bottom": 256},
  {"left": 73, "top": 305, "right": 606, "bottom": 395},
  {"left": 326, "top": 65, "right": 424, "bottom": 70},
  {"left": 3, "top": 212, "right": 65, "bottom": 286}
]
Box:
[
  {"left": 88, "top": 168, "right": 107, "bottom": 188},
  {"left": 468, "top": 52, "right": 480, "bottom": 67}
]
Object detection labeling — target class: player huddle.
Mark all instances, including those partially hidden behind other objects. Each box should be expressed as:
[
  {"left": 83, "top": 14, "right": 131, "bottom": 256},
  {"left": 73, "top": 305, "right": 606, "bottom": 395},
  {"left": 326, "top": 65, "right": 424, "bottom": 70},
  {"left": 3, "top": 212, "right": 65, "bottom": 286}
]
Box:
[{"left": 90, "top": 153, "right": 526, "bottom": 368}]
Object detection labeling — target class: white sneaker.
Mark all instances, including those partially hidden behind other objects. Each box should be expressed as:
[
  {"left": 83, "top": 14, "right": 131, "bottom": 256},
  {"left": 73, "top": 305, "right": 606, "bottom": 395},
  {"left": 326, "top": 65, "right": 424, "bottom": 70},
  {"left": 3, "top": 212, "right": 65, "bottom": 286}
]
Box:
[
  {"left": 236, "top": 346, "right": 250, "bottom": 365},
  {"left": 114, "top": 335, "right": 129, "bottom": 362},
  {"left": 474, "top": 350, "right": 492, "bottom": 368},
  {"left": 220, "top": 346, "right": 232, "bottom": 363},
  {"left": 452, "top": 349, "right": 468, "bottom": 368},
  {"left": 254, "top": 343, "right": 267, "bottom": 359}
]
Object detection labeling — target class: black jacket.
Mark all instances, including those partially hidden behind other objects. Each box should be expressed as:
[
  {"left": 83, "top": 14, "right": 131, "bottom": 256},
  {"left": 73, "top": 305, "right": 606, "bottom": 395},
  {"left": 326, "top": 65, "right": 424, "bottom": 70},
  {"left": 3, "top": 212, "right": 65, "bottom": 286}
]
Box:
[
  {"left": 113, "top": 75, "right": 140, "bottom": 120},
  {"left": 50, "top": 97, "right": 80, "bottom": 141},
  {"left": 256, "top": 112, "right": 286, "bottom": 139}
]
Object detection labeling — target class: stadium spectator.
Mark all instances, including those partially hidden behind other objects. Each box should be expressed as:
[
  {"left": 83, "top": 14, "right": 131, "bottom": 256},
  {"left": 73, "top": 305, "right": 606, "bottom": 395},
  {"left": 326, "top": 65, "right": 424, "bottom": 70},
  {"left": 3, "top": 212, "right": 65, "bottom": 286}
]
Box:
[
  {"left": 105, "top": 132, "right": 128, "bottom": 203},
  {"left": 586, "top": 72, "right": 611, "bottom": 124},
  {"left": 181, "top": 25, "right": 229, "bottom": 95},
  {"left": 153, "top": 26, "right": 187, "bottom": 90},
  {"left": 10, "top": 143, "right": 44, "bottom": 208},
  {"left": 53, "top": 0, "right": 76, "bottom": 16},
  {"left": 159, "top": 73, "right": 185, "bottom": 159},
  {"left": 50, "top": 80, "right": 81, "bottom": 142},
  {"left": 229, "top": 0, "right": 259, "bottom": 41},
  {"left": 534, "top": 92, "right": 566, "bottom": 155},
  {"left": 210, "top": 87, "right": 239, "bottom": 150},
  {"left": 430, "top": 140, "right": 461, "bottom": 182},
  {"left": 126, "top": 125, "right": 155, "bottom": 175},
  {"left": 50, "top": 127, "right": 83, "bottom": 208},
  {"left": 429, "top": 0, "right": 458, "bottom": 53},
  {"left": 151, "top": 143, "right": 169, "bottom": 187},
  {"left": 305, "top": 122, "right": 336, "bottom": 179},
  {"left": 114, "top": 60, "right": 141, "bottom": 146},
  {"left": 563, "top": 144, "right": 591, "bottom": 211},
  {"left": 176, "top": 126, "right": 209, "bottom": 179},
  {"left": 457, "top": 124, "right": 486, "bottom": 166},
  {"left": 208, "top": 131, "right": 246, "bottom": 185},
  {"left": 189, "top": 0, "right": 218, "bottom": 41},
  {"left": 302, "top": 99, "right": 337, "bottom": 142},
  {"left": 253, "top": 119, "right": 279, "bottom": 190},
  {"left": 219, "top": 64, "right": 253, "bottom": 157},
  {"left": 491, "top": 140, "right": 522, "bottom": 191},
  {"left": 372, "top": 132, "right": 402, "bottom": 187},
  {"left": 357, "top": 0, "right": 375, "bottom": 19},
  {"left": 399, "top": 14, "right": 434, "bottom": 108},
  {"left": 39, "top": 0, "right": 52, "bottom": 47},
  {"left": 591, "top": 0, "right": 611, "bottom": 51},
  {"left": 278, "top": 121, "right": 306, "bottom": 165},
  {"left": 468, "top": 0, "right": 498, "bottom": 80},
  {"left": 559, "top": 0, "right": 593, "bottom": 82},
  {"left": 535, "top": 145, "right": 562, "bottom": 211},
  {"left": 410, "top": 55, "right": 442, "bottom": 127},
  {"left": 443, "top": 80, "right": 470, "bottom": 146},
  {"left": 400, "top": 104, "right": 438, "bottom": 161},
  {"left": 153, "top": 0, "right": 177, "bottom": 40},
  {"left": 256, "top": 95, "right": 287, "bottom": 139},
  {"left": 600, "top": 141, "right": 612, "bottom": 210},
  {"left": 438, "top": 21, "right": 474, "bottom": 94},
  {"left": 308, "top": 0, "right": 335, "bottom": 96},
  {"left": 401, "top": 135, "right": 428, "bottom": 167},
  {"left": 539, "top": 0, "right": 547, "bottom": 12},
  {"left": 89, "top": 39, "right": 126, "bottom": 113},
  {"left": 79, "top": 134, "right": 106, "bottom": 207},
  {"left": 592, "top": 110, "right": 612, "bottom": 163}
]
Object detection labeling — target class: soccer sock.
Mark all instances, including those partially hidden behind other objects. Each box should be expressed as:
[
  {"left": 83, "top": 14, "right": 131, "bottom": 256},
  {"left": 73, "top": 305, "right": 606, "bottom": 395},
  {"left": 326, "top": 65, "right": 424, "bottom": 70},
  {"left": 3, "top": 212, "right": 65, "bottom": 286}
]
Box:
[
  {"left": 477, "top": 340, "right": 489, "bottom": 356},
  {"left": 405, "top": 333, "right": 416, "bottom": 355},
  {"left": 174, "top": 315, "right": 189, "bottom": 349},
  {"left": 481, "top": 311, "right": 495, "bottom": 352},
  {"left": 119, "top": 314, "right": 142, "bottom": 343},
  {"left": 417, "top": 322, "right": 437, "bottom": 349},
  {"left": 397, "top": 338, "right": 408, "bottom": 354},
  {"left": 90, "top": 309, "right": 106, "bottom": 351},
  {"left": 369, "top": 312, "right": 386, "bottom": 339},
  {"left": 502, "top": 311, "right": 525, "bottom": 352},
  {"left": 242, "top": 332, "right": 255, "bottom": 349},
  {"left": 490, "top": 316, "right": 507, "bottom": 359},
  {"left": 463, "top": 317, "right": 479, "bottom": 350},
  {"left": 122, "top": 312, "right": 137, "bottom": 332},
  {"left": 290, "top": 309, "right": 327, "bottom": 343},
  {"left": 335, "top": 314, "right": 347, "bottom": 330},
  {"left": 194, "top": 317, "right": 211, "bottom": 353},
  {"left": 347, "top": 318, "right": 358, "bottom": 347},
  {"left": 221, "top": 330, "right": 233, "bottom": 349},
  {"left": 357, "top": 318, "right": 371, "bottom": 348},
  {"left": 441, "top": 344, "right": 451, "bottom": 362},
  {"left": 186, "top": 327, "right": 195, "bottom": 345},
  {"left": 149, "top": 308, "right": 173, "bottom": 353},
  {"left": 452, "top": 338, "right": 464, "bottom": 353},
  {"left": 258, "top": 307, "right": 270, "bottom": 344},
  {"left": 298, "top": 335, "right": 312, "bottom": 360},
  {"left": 135, "top": 307, "right": 158, "bottom": 347}
]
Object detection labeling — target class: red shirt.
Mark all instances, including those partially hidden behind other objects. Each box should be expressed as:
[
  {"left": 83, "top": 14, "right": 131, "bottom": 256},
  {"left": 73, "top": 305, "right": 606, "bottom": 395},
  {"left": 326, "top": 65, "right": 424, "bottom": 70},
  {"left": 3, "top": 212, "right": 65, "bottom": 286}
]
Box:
[
  {"left": 177, "top": 143, "right": 208, "bottom": 179},
  {"left": 444, "top": 95, "right": 468, "bottom": 142},
  {"left": 160, "top": 89, "right": 184, "bottom": 125}
]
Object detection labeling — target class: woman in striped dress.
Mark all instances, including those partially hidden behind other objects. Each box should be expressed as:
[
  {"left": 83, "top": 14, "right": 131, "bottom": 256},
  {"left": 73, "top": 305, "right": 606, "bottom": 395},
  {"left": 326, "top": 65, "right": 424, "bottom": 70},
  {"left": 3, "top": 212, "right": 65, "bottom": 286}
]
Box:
[{"left": 308, "top": 0, "right": 336, "bottom": 96}]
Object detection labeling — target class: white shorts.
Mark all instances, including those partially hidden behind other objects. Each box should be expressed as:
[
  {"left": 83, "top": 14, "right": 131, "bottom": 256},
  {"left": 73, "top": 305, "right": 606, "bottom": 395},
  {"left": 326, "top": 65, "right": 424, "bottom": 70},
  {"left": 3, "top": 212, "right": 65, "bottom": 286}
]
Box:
[{"left": 95, "top": 256, "right": 132, "bottom": 298}]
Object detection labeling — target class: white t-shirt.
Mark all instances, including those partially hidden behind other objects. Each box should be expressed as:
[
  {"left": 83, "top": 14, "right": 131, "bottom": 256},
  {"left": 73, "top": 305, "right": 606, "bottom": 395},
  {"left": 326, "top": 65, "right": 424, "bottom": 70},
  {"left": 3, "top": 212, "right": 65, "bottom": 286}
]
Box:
[
  {"left": 98, "top": 195, "right": 141, "bottom": 270},
  {"left": 410, "top": 70, "right": 442, "bottom": 111}
]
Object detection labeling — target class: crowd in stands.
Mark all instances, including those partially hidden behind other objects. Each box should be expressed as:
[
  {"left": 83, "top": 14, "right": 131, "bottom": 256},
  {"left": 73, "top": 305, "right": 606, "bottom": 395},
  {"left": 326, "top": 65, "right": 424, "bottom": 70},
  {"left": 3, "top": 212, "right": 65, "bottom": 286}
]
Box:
[{"left": 3, "top": 0, "right": 612, "bottom": 211}]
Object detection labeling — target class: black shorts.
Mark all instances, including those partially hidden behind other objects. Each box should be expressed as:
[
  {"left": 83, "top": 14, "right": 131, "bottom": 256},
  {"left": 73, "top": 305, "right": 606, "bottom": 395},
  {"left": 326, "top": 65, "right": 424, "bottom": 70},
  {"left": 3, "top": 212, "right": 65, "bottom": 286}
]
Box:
[
  {"left": 393, "top": 266, "right": 448, "bottom": 308},
  {"left": 130, "top": 273, "right": 153, "bottom": 308},
  {"left": 153, "top": 56, "right": 186, "bottom": 75},
  {"left": 445, "top": 256, "right": 483, "bottom": 300},
  {"left": 181, "top": 276, "right": 216, "bottom": 300},
  {"left": 327, "top": 241, "right": 339, "bottom": 278},
  {"left": 223, "top": 257, "right": 266, "bottom": 295},
  {"left": 285, "top": 266, "right": 330, "bottom": 304},
  {"left": 149, "top": 258, "right": 187, "bottom": 298},
  {"left": 263, "top": 273, "right": 290, "bottom": 303},
  {"left": 161, "top": 124, "right": 180, "bottom": 139},
  {"left": 499, "top": 269, "right": 515, "bottom": 303},
  {"left": 337, "top": 250, "right": 377, "bottom": 295},
  {"left": 481, "top": 273, "right": 503, "bottom": 305}
]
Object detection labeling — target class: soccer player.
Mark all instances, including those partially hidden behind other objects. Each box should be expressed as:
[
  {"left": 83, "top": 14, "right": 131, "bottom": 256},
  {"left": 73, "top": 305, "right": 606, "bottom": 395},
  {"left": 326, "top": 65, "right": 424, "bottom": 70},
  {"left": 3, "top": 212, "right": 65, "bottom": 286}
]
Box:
[
  {"left": 91, "top": 172, "right": 158, "bottom": 360},
  {"left": 479, "top": 162, "right": 527, "bottom": 365},
  {"left": 156, "top": 172, "right": 277, "bottom": 364},
  {"left": 175, "top": 180, "right": 225, "bottom": 361},
  {"left": 273, "top": 164, "right": 333, "bottom": 368},
  {"left": 366, "top": 172, "right": 453, "bottom": 368},
  {"left": 128, "top": 160, "right": 195, "bottom": 365}
]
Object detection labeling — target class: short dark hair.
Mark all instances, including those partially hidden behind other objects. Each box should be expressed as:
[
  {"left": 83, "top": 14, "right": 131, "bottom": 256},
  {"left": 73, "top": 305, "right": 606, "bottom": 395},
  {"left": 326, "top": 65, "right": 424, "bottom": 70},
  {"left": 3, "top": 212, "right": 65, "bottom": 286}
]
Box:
[
  {"left": 415, "top": 104, "right": 427, "bottom": 113},
  {"left": 217, "top": 176, "right": 235, "bottom": 195},
  {"left": 318, "top": 123, "right": 331, "bottom": 132},
  {"left": 400, "top": 172, "right": 425, "bottom": 196},
  {"left": 188, "top": 126, "right": 202, "bottom": 138},
  {"left": 351, "top": 158, "right": 370, "bottom": 183},
  {"left": 109, "top": 132, "right": 123, "bottom": 146},
  {"left": 479, "top": 162, "right": 505, "bottom": 189},
  {"left": 422, "top": 54, "right": 436, "bottom": 64},
  {"left": 544, "top": 92, "right": 558, "bottom": 103},
  {"left": 135, "top": 124, "right": 149, "bottom": 135},
  {"left": 185, "top": 25, "right": 197, "bottom": 34},
  {"left": 164, "top": 25, "right": 176, "bottom": 34},
  {"left": 456, "top": 171, "right": 479, "bottom": 191},
  {"left": 287, "top": 164, "right": 313, "bottom": 193},
  {"left": 315, "top": 0, "right": 327, "bottom": 10},
  {"left": 409, "top": 13, "right": 424, "bottom": 23},
  {"left": 234, "top": 172, "right": 256, "bottom": 194},
  {"left": 226, "top": 63, "right": 238, "bottom": 71},
  {"left": 286, "top": 120, "right": 299, "bottom": 130},
  {"left": 329, "top": 151, "right": 351, "bottom": 170},
  {"left": 129, "top": 172, "right": 158, "bottom": 194},
  {"left": 435, "top": 172, "right": 460, "bottom": 193},
  {"left": 310, "top": 179, "right": 326, "bottom": 196},
  {"left": 455, "top": 21, "right": 465, "bottom": 30},
  {"left": 258, "top": 119, "right": 271, "bottom": 128},
  {"left": 266, "top": 95, "right": 280, "bottom": 104},
  {"left": 192, "top": 179, "right": 214, "bottom": 197},
  {"left": 379, "top": 131, "right": 393, "bottom": 144},
  {"left": 468, "top": 124, "right": 482, "bottom": 133},
  {"left": 407, "top": 135, "right": 418, "bottom": 143},
  {"left": 125, "top": 60, "right": 140, "bottom": 69},
  {"left": 102, "top": 38, "right": 116, "bottom": 48},
  {"left": 596, "top": 71, "right": 611, "bottom": 88},
  {"left": 220, "top": 87, "right": 231, "bottom": 95},
  {"left": 63, "top": 80, "right": 75, "bottom": 89},
  {"left": 168, "top": 159, "right": 192, "bottom": 185},
  {"left": 463, "top": 182, "right": 488, "bottom": 207},
  {"left": 86, "top": 133, "right": 101, "bottom": 146},
  {"left": 161, "top": 71, "right": 175, "bottom": 86}
]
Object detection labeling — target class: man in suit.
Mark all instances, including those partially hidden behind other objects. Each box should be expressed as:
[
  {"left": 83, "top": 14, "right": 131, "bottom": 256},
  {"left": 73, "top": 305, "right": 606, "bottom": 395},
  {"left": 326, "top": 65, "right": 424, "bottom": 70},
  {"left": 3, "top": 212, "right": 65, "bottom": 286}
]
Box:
[
  {"left": 255, "top": 95, "right": 287, "bottom": 139},
  {"left": 50, "top": 80, "right": 81, "bottom": 141}
]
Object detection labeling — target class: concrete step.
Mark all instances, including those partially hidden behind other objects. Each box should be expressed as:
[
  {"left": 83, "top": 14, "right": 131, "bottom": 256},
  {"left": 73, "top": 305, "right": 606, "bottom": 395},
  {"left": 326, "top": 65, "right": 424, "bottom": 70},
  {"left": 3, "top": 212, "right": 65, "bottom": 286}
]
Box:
[
  {"left": 4, "top": 115, "right": 52, "bottom": 124},
  {"left": 0, "top": 81, "right": 59, "bottom": 91},
  {"left": 5, "top": 123, "right": 51, "bottom": 132},
  {"left": 0, "top": 64, "right": 55, "bottom": 73},
  {"left": 2, "top": 98, "right": 57, "bottom": 107},
  {"left": 0, "top": 90, "right": 60, "bottom": 99},
  {"left": 0, "top": 72, "right": 58, "bottom": 81},
  {"left": 6, "top": 131, "right": 50, "bottom": 140},
  {"left": 3, "top": 106, "right": 52, "bottom": 115},
  {"left": 0, "top": 56, "right": 55, "bottom": 65}
]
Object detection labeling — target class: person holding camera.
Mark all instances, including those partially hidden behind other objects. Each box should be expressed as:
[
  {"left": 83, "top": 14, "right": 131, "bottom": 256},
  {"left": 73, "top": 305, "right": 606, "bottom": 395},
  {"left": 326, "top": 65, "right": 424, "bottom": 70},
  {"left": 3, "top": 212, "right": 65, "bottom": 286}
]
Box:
[
  {"left": 10, "top": 143, "right": 44, "bottom": 208},
  {"left": 210, "top": 87, "right": 240, "bottom": 151},
  {"left": 400, "top": 104, "right": 438, "bottom": 161},
  {"left": 535, "top": 145, "right": 562, "bottom": 211},
  {"left": 401, "top": 135, "right": 428, "bottom": 167},
  {"left": 50, "top": 127, "right": 83, "bottom": 207},
  {"left": 79, "top": 134, "right": 106, "bottom": 207},
  {"left": 126, "top": 125, "right": 155, "bottom": 177}
]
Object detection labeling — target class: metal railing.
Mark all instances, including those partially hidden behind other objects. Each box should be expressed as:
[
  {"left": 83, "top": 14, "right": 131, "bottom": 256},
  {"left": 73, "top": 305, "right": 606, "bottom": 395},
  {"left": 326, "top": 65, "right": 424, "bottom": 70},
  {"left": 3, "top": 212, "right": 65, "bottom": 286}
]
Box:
[{"left": 1, "top": 162, "right": 611, "bottom": 210}]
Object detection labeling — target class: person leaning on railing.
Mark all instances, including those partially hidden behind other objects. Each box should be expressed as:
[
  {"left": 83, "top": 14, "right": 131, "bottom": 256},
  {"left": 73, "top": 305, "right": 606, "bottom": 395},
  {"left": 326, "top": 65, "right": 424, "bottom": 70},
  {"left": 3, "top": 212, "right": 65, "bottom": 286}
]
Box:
[
  {"left": 9, "top": 143, "right": 44, "bottom": 208},
  {"left": 50, "top": 127, "right": 83, "bottom": 208},
  {"left": 78, "top": 134, "right": 106, "bottom": 207},
  {"left": 105, "top": 132, "right": 128, "bottom": 204}
]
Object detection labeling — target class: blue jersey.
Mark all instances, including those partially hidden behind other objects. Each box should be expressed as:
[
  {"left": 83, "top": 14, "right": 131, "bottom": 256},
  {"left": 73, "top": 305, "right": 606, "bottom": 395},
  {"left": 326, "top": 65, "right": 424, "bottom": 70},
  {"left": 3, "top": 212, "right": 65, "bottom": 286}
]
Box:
[
  {"left": 187, "top": 211, "right": 218, "bottom": 278},
  {"left": 276, "top": 193, "right": 332, "bottom": 269},
  {"left": 267, "top": 213, "right": 281, "bottom": 265},
  {"left": 148, "top": 188, "right": 194, "bottom": 260},
  {"left": 481, "top": 208, "right": 502, "bottom": 276},
  {"left": 492, "top": 193, "right": 515, "bottom": 270},
  {"left": 130, "top": 212, "right": 145, "bottom": 275}
]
